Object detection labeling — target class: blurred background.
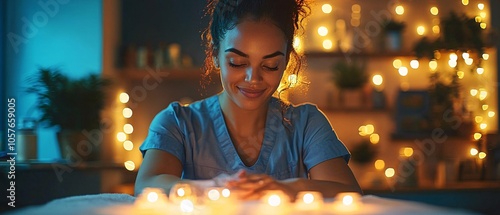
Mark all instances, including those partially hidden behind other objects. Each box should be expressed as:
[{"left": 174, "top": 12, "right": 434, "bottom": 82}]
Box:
[{"left": 1, "top": 0, "right": 500, "bottom": 214}]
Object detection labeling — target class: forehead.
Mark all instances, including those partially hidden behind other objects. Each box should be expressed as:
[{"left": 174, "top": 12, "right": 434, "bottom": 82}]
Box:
[{"left": 220, "top": 20, "right": 287, "bottom": 55}]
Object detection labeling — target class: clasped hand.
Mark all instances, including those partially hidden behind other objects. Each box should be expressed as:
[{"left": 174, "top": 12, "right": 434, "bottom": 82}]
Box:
[{"left": 215, "top": 170, "right": 297, "bottom": 201}]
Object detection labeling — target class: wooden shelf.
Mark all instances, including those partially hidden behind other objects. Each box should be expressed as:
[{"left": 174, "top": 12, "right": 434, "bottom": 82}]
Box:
[
  {"left": 305, "top": 51, "right": 415, "bottom": 58},
  {"left": 118, "top": 67, "right": 206, "bottom": 80}
]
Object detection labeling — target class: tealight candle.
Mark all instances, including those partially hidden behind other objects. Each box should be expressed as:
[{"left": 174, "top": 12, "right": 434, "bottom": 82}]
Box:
[
  {"left": 332, "top": 192, "right": 362, "bottom": 212},
  {"left": 295, "top": 191, "right": 324, "bottom": 211},
  {"left": 258, "top": 190, "right": 291, "bottom": 215},
  {"left": 134, "top": 187, "right": 169, "bottom": 210}
]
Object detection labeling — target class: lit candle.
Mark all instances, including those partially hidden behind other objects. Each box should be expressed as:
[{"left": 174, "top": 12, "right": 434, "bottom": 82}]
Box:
[
  {"left": 134, "top": 187, "right": 169, "bottom": 210},
  {"left": 169, "top": 183, "right": 197, "bottom": 205},
  {"left": 258, "top": 190, "right": 291, "bottom": 215},
  {"left": 294, "top": 191, "right": 324, "bottom": 211},
  {"left": 332, "top": 192, "right": 362, "bottom": 212}
]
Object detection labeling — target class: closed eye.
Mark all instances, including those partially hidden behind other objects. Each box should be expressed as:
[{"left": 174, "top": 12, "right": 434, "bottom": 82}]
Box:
[
  {"left": 229, "top": 62, "right": 246, "bottom": 68},
  {"left": 264, "top": 66, "right": 279, "bottom": 71}
]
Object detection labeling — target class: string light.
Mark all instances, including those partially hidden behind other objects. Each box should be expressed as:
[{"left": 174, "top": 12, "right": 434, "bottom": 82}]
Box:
[
  {"left": 457, "top": 71, "right": 464, "bottom": 79},
  {"left": 417, "top": 26, "right": 425, "bottom": 35},
  {"left": 480, "top": 23, "right": 487, "bottom": 29},
  {"left": 395, "top": 5, "right": 404, "bottom": 15},
  {"left": 322, "top": 4, "right": 332, "bottom": 14},
  {"left": 322, "top": 39, "right": 333, "bottom": 49},
  {"left": 432, "top": 25, "right": 440, "bottom": 34},
  {"left": 385, "top": 168, "right": 395, "bottom": 178},
  {"left": 370, "top": 134, "right": 380, "bottom": 144},
  {"left": 478, "top": 3, "right": 484, "bottom": 10},
  {"left": 470, "top": 148, "right": 479, "bottom": 156},
  {"left": 429, "top": 60, "right": 438, "bottom": 71},
  {"left": 372, "top": 74, "right": 383, "bottom": 86},
  {"left": 119, "top": 92, "right": 130, "bottom": 103},
  {"left": 398, "top": 67, "right": 408, "bottom": 76},
  {"left": 430, "top": 7, "right": 439, "bottom": 15},
  {"left": 393, "top": 59, "right": 402, "bottom": 69},
  {"left": 482, "top": 105, "right": 489, "bottom": 110},
  {"left": 317, "top": 26, "right": 328, "bottom": 36},
  {"left": 410, "top": 60, "right": 419, "bottom": 69},
  {"left": 488, "top": 111, "right": 495, "bottom": 117},
  {"left": 479, "top": 152, "right": 487, "bottom": 159},
  {"left": 374, "top": 160, "right": 385, "bottom": 170},
  {"left": 482, "top": 53, "right": 489, "bottom": 60},
  {"left": 124, "top": 160, "right": 136, "bottom": 171},
  {"left": 123, "top": 140, "right": 134, "bottom": 151},
  {"left": 473, "top": 133, "right": 482, "bottom": 140},
  {"left": 462, "top": 0, "right": 469, "bottom": 6}
]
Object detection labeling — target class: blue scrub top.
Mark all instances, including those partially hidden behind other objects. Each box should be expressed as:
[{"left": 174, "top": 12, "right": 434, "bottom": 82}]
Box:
[{"left": 140, "top": 95, "right": 350, "bottom": 180}]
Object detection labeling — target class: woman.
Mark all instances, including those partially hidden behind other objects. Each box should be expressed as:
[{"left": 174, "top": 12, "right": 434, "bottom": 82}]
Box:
[{"left": 135, "top": 0, "right": 362, "bottom": 200}]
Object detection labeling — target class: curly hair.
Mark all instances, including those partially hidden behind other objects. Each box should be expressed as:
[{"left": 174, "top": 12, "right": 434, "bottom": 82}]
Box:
[{"left": 202, "top": 0, "right": 310, "bottom": 90}]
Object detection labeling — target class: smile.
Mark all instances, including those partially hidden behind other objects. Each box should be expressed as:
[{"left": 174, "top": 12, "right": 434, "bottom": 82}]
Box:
[{"left": 238, "top": 87, "right": 266, "bottom": 98}]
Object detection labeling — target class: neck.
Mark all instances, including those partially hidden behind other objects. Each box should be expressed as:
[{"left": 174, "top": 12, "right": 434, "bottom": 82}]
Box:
[{"left": 219, "top": 94, "right": 268, "bottom": 137}]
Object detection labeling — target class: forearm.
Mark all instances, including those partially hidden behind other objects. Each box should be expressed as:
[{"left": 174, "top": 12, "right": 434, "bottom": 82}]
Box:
[{"left": 280, "top": 178, "right": 363, "bottom": 198}]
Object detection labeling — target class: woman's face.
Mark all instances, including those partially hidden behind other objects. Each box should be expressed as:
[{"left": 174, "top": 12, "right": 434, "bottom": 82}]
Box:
[{"left": 217, "top": 20, "right": 288, "bottom": 111}]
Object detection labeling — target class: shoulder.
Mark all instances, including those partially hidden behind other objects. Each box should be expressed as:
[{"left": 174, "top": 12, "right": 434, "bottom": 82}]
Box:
[{"left": 150, "top": 95, "right": 218, "bottom": 131}]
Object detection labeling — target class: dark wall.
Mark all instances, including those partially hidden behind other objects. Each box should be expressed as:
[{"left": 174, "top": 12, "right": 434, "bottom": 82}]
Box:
[{"left": 121, "top": 0, "right": 209, "bottom": 66}]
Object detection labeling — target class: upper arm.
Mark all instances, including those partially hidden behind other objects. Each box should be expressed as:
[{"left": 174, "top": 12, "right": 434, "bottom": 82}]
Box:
[
  {"left": 308, "top": 157, "right": 359, "bottom": 187},
  {"left": 136, "top": 149, "right": 183, "bottom": 182}
]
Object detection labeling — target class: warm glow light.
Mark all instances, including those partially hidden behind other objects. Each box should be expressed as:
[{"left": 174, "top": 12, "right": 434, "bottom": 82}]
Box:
[
  {"left": 303, "top": 193, "right": 315, "bottom": 204},
  {"left": 482, "top": 105, "right": 489, "bottom": 110},
  {"left": 322, "top": 39, "right": 333, "bottom": 50},
  {"left": 117, "top": 132, "right": 127, "bottom": 142},
  {"left": 222, "top": 189, "right": 230, "bottom": 198},
  {"left": 449, "top": 53, "right": 458, "bottom": 61},
  {"left": 372, "top": 74, "right": 383, "bottom": 86},
  {"left": 322, "top": 4, "right": 332, "bottom": 14},
  {"left": 480, "top": 123, "right": 487, "bottom": 130},
  {"left": 479, "top": 152, "right": 487, "bottom": 159},
  {"left": 479, "top": 90, "right": 488, "bottom": 100},
  {"left": 430, "top": 7, "right": 439, "bottom": 15},
  {"left": 395, "top": 5, "right": 404, "bottom": 15},
  {"left": 268, "top": 194, "right": 281, "bottom": 207},
  {"left": 402, "top": 147, "right": 414, "bottom": 157},
  {"left": 462, "top": 52, "right": 470, "bottom": 59},
  {"left": 177, "top": 188, "right": 186, "bottom": 197},
  {"left": 478, "top": 3, "right": 485, "bottom": 10},
  {"left": 470, "top": 89, "right": 478, "bottom": 96},
  {"left": 393, "top": 59, "right": 402, "bottom": 69},
  {"left": 434, "top": 51, "right": 441, "bottom": 59},
  {"left": 410, "top": 60, "right": 419, "bottom": 69},
  {"left": 351, "top": 19, "right": 360, "bottom": 27},
  {"left": 482, "top": 53, "right": 490, "bottom": 60},
  {"left": 462, "top": 0, "right": 469, "bottom": 5},
  {"left": 365, "top": 124, "right": 375, "bottom": 135},
  {"left": 352, "top": 4, "right": 361, "bottom": 13},
  {"left": 180, "top": 199, "right": 194, "bottom": 213},
  {"left": 123, "top": 140, "right": 134, "bottom": 151},
  {"left": 385, "top": 168, "right": 395, "bottom": 178},
  {"left": 432, "top": 25, "right": 440, "bottom": 34},
  {"left": 470, "top": 148, "right": 479, "bottom": 156},
  {"left": 480, "top": 12, "right": 486, "bottom": 18},
  {"left": 417, "top": 26, "right": 425, "bottom": 35},
  {"left": 119, "top": 92, "right": 130, "bottom": 103},
  {"left": 488, "top": 111, "right": 495, "bottom": 117},
  {"left": 124, "top": 160, "right": 135, "bottom": 171},
  {"left": 474, "top": 133, "right": 482, "bottom": 140},
  {"left": 398, "top": 66, "right": 408, "bottom": 76},
  {"left": 358, "top": 125, "right": 367, "bottom": 136},
  {"left": 293, "top": 36, "right": 301, "bottom": 51},
  {"left": 318, "top": 26, "right": 328, "bottom": 36},
  {"left": 465, "top": 58, "right": 473, "bottom": 65},
  {"left": 370, "top": 134, "right": 380, "bottom": 144},
  {"left": 480, "top": 23, "right": 487, "bottom": 29},
  {"left": 475, "top": 16, "right": 482, "bottom": 23},
  {"left": 288, "top": 74, "right": 298, "bottom": 86},
  {"left": 123, "top": 108, "right": 133, "bottom": 118},
  {"left": 342, "top": 195, "right": 354, "bottom": 206},
  {"left": 429, "top": 60, "right": 438, "bottom": 71},
  {"left": 147, "top": 192, "right": 159, "bottom": 203},
  {"left": 448, "top": 60, "right": 457, "bottom": 68},
  {"left": 457, "top": 71, "right": 465, "bottom": 79},
  {"left": 475, "top": 116, "right": 484, "bottom": 123},
  {"left": 208, "top": 189, "right": 221, "bottom": 201},
  {"left": 124, "top": 124, "right": 134, "bottom": 134},
  {"left": 374, "top": 160, "right": 385, "bottom": 170}
]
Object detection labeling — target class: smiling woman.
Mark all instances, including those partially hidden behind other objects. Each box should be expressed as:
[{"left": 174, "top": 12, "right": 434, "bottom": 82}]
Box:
[{"left": 135, "top": 0, "right": 362, "bottom": 201}]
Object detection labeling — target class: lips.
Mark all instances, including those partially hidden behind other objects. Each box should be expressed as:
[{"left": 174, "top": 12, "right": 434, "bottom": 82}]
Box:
[{"left": 238, "top": 87, "right": 266, "bottom": 98}]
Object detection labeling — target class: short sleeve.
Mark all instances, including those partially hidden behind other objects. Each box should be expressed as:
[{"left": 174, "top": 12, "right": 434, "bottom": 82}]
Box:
[
  {"left": 301, "top": 105, "right": 350, "bottom": 170},
  {"left": 139, "top": 103, "right": 186, "bottom": 166}
]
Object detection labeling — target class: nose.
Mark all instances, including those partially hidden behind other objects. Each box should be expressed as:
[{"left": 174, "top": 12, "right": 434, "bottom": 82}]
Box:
[{"left": 245, "top": 66, "right": 263, "bottom": 83}]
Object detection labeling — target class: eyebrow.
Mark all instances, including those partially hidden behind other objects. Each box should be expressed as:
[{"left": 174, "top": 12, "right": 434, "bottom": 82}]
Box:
[{"left": 224, "top": 48, "right": 285, "bottom": 59}]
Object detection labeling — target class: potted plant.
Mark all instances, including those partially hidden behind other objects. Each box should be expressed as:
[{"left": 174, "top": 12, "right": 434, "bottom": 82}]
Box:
[
  {"left": 382, "top": 19, "right": 406, "bottom": 51},
  {"left": 332, "top": 60, "right": 369, "bottom": 108},
  {"left": 27, "top": 68, "right": 110, "bottom": 161}
]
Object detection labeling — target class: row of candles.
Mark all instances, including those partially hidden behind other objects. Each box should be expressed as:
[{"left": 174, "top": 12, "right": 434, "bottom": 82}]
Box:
[{"left": 135, "top": 186, "right": 363, "bottom": 214}]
